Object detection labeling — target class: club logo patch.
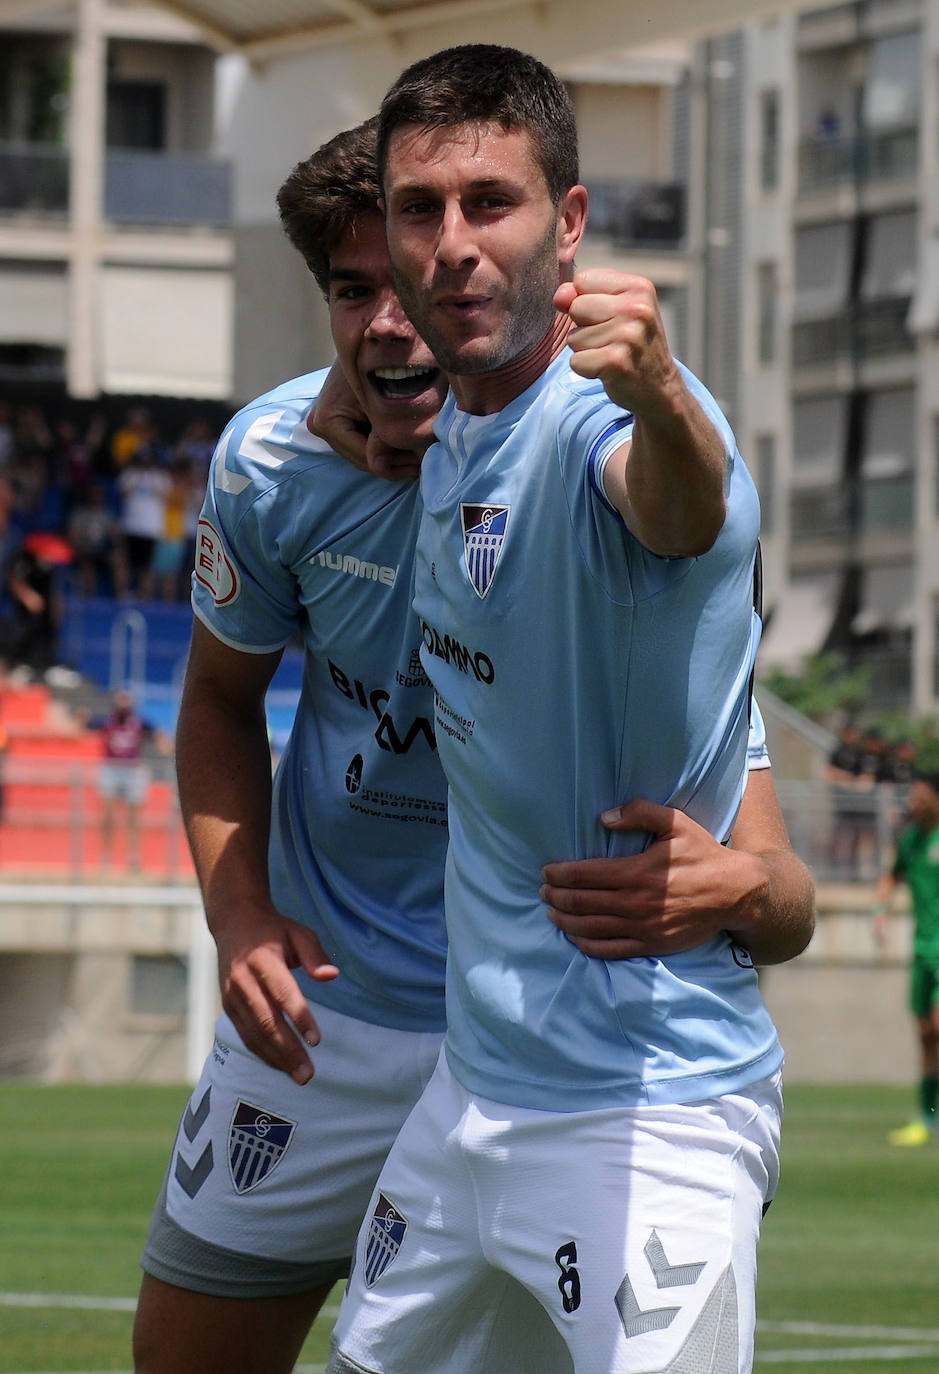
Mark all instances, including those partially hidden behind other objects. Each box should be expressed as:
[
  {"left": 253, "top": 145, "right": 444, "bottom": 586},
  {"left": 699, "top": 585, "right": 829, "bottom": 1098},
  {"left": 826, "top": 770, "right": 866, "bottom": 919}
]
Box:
[
  {"left": 461, "top": 504, "right": 510, "bottom": 599},
  {"left": 227, "top": 1101, "right": 296, "bottom": 1194},
  {"left": 195, "top": 518, "right": 240, "bottom": 606},
  {"left": 365, "top": 1192, "right": 408, "bottom": 1286}
]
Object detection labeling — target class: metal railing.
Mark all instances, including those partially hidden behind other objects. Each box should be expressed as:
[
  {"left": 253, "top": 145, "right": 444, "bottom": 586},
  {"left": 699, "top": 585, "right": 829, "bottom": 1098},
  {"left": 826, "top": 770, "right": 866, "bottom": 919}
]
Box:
[
  {"left": 797, "top": 125, "right": 918, "bottom": 194},
  {"left": 792, "top": 295, "right": 914, "bottom": 367},
  {"left": 0, "top": 142, "right": 231, "bottom": 225},
  {"left": 775, "top": 778, "right": 909, "bottom": 883},
  {"left": 584, "top": 179, "right": 686, "bottom": 250},
  {"left": 1, "top": 754, "right": 192, "bottom": 882}
]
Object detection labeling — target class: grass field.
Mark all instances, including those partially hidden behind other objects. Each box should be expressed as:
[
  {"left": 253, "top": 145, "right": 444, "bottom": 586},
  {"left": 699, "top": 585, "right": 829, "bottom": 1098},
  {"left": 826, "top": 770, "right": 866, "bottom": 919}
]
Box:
[{"left": 1, "top": 1082, "right": 937, "bottom": 1373}]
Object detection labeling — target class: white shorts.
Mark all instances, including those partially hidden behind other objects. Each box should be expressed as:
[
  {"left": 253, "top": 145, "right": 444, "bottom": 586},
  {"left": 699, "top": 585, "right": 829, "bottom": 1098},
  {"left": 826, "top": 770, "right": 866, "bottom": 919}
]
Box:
[
  {"left": 141, "top": 1003, "right": 443, "bottom": 1297},
  {"left": 329, "top": 1053, "right": 783, "bottom": 1374},
  {"left": 98, "top": 761, "right": 149, "bottom": 804}
]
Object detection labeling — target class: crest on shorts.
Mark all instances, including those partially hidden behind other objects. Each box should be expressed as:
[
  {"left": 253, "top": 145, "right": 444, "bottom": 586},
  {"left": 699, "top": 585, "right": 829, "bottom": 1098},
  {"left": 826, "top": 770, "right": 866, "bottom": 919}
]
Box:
[
  {"left": 227, "top": 1100, "right": 296, "bottom": 1194},
  {"left": 461, "top": 504, "right": 510, "bottom": 599},
  {"left": 365, "top": 1192, "right": 408, "bottom": 1286}
]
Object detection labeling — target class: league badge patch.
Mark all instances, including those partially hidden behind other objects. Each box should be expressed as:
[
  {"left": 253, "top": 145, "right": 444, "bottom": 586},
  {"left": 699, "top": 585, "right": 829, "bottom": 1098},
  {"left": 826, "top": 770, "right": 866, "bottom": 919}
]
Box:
[
  {"left": 460, "top": 504, "right": 510, "bottom": 599},
  {"left": 195, "top": 518, "right": 240, "bottom": 606},
  {"left": 365, "top": 1192, "right": 408, "bottom": 1287},
  {"left": 227, "top": 1101, "right": 296, "bottom": 1194}
]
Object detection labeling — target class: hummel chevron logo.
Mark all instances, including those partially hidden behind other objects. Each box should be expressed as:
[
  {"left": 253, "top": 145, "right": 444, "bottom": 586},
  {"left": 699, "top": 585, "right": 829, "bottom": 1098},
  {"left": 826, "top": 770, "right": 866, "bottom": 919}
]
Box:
[
  {"left": 645, "top": 1230, "right": 706, "bottom": 1288},
  {"left": 175, "top": 1142, "right": 213, "bottom": 1198},
  {"left": 615, "top": 1230, "right": 708, "bottom": 1339},
  {"left": 183, "top": 1088, "right": 211, "bottom": 1142},
  {"left": 614, "top": 1275, "right": 680, "bottom": 1337}
]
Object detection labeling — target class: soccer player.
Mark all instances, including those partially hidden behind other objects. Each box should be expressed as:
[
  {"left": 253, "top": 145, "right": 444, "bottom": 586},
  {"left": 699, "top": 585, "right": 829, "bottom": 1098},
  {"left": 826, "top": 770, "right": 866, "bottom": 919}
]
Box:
[
  {"left": 873, "top": 771, "right": 939, "bottom": 1147},
  {"left": 326, "top": 48, "right": 794, "bottom": 1374},
  {"left": 132, "top": 119, "right": 812, "bottom": 1374}
]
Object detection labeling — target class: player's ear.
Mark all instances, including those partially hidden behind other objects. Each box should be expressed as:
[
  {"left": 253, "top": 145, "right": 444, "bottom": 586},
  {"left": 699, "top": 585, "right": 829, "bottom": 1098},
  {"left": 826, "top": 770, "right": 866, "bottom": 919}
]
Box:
[{"left": 557, "top": 186, "right": 587, "bottom": 265}]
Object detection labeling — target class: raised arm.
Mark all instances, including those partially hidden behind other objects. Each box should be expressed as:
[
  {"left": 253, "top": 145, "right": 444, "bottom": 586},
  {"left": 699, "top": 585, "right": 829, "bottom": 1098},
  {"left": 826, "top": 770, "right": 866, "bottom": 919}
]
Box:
[
  {"left": 555, "top": 270, "right": 726, "bottom": 556},
  {"left": 177, "top": 619, "right": 338, "bottom": 1085},
  {"left": 541, "top": 767, "right": 815, "bottom": 966}
]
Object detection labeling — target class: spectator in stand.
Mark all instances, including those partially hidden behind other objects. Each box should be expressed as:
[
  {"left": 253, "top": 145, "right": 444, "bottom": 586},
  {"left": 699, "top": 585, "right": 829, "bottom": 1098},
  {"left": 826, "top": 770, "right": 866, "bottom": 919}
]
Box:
[
  {"left": 3, "top": 531, "right": 71, "bottom": 683},
  {"left": 110, "top": 406, "right": 154, "bottom": 472},
  {"left": 150, "top": 457, "right": 193, "bottom": 603},
  {"left": 826, "top": 721, "right": 869, "bottom": 876},
  {"left": 68, "top": 482, "right": 126, "bottom": 597},
  {"left": 54, "top": 413, "right": 108, "bottom": 515},
  {"left": 174, "top": 416, "right": 215, "bottom": 494},
  {"left": 117, "top": 448, "right": 170, "bottom": 599},
  {"left": 0, "top": 400, "right": 13, "bottom": 469},
  {"left": 86, "top": 689, "right": 168, "bottom": 873}
]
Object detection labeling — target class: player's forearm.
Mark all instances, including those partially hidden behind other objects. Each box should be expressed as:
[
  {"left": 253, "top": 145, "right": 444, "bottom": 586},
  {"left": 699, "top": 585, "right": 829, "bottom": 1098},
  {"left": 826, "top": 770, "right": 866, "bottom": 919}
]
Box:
[
  {"left": 175, "top": 687, "right": 274, "bottom": 930},
  {"left": 724, "top": 846, "right": 816, "bottom": 966},
  {"left": 624, "top": 398, "right": 727, "bottom": 558}
]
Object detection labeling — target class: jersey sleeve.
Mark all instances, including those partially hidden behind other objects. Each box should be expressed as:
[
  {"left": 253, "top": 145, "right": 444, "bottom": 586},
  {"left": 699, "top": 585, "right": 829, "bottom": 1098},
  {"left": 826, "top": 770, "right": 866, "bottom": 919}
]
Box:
[
  {"left": 747, "top": 694, "right": 771, "bottom": 771},
  {"left": 555, "top": 360, "right": 759, "bottom": 606},
  {"left": 191, "top": 374, "right": 330, "bottom": 654}
]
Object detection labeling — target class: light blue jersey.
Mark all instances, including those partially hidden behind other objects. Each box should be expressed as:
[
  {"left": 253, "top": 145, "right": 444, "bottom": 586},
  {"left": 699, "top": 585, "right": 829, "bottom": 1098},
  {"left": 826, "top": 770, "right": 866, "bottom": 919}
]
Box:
[
  {"left": 193, "top": 371, "right": 448, "bottom": 1032},
  {"left": 415, "top": 352, "right": 783, "bottom": 1111}
]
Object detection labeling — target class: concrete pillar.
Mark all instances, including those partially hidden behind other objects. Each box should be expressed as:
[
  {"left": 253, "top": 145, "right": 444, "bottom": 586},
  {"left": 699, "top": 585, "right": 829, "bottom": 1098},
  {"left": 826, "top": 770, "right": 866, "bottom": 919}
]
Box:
[{"left": 67, "top": 0, "right": 106, "bottom": 398}]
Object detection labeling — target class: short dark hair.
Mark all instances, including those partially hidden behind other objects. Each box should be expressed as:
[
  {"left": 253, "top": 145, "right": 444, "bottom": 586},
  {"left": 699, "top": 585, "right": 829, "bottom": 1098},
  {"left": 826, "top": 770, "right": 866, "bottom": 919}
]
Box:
[
  {"left": 377, "top": 45, "right": 579, "bottom": 204},
  {"left": 914, "top": 769, "right": 939, "bottom": 794},
  {"left": 276, "top": 117, "right": 381, "bottom": 297}
]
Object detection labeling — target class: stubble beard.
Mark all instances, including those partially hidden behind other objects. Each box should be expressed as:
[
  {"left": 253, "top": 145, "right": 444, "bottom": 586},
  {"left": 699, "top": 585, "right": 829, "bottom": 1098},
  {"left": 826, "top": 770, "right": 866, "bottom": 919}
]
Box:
[{"left": 392, "top": 219, "right": 561, "bottom": 377}]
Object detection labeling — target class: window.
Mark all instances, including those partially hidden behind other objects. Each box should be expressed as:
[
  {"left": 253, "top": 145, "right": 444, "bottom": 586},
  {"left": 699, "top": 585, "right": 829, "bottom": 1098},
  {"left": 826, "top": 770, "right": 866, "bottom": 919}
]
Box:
[
  {"left": 757, "top": 262, "right": 777, "bottom": 365},
  {"left": 794, "top": 222, "right": 852, "bottom": 310},
  {"left": 792, "top": 395, "right": 845, "bottom": 487},
  {"left": 860, "top": 211, "right": 916, "bottom": 300},
  {"left": 755, "top": 433, "right": 776, "bottom": 534},
  {"left": 760, "top": 89, "right": 780, "bottom": 191},
  {"left": 106, "top": 81, "right": 166, "bottom": 151},
  {"left": 859, "top": 389, "right": 915, "bottom": 532}
]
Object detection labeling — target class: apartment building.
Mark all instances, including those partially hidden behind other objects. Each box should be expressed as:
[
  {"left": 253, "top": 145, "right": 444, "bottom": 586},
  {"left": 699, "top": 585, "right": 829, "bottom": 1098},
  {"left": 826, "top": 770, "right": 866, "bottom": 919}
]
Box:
[
  {"left": 0, "top": 0, "right": 237, "bottom": 402},
  {"left": 727, "top": 0, "right": 934, "bottom": 714}
]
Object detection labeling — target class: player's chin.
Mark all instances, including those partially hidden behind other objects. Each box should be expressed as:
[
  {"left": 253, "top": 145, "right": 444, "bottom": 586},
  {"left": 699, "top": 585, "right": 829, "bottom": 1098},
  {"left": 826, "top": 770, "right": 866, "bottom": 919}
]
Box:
[{"left": 368, "top": 394, "right": 440, "bottom": 449}]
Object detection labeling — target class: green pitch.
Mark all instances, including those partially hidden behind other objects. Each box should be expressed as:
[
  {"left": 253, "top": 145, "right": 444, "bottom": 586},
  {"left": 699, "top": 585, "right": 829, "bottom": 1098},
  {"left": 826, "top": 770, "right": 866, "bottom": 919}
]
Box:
[{"left": 0, "top": 1082, "right": 936, "bottom": 1373}]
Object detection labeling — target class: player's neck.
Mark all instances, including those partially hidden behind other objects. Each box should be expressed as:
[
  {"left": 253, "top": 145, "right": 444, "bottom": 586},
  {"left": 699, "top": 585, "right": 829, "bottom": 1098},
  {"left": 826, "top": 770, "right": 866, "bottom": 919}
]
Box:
[{"left": 449, "top": 313, "right": 572, "bottom": 416}]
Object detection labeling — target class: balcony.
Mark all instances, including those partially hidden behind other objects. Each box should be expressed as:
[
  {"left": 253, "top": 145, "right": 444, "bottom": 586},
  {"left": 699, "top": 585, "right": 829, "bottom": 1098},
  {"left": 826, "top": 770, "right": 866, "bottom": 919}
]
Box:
[
  {"left": 0, "top": 143, "right": 231, "bottom": 227},
  {"left": 859, "top": 474, "right": 914, "bottom": 531},
  {"left": 0, "top": 143, "right": 68, "bottom": 215},
  {"left": 790, "top": 486, "right": 852, "bottom": 541},
  {"left": 105, "top": 150, "right": 230, "bottom": 227},
  {"left": 798, "top": 125, "right": 918, "bottom": 195},
  {"left": 584, "top": 180, "right": 685, "bottom": 251},
  {"left": 792, "top": 296, "right": 914, "bottom": 367}
]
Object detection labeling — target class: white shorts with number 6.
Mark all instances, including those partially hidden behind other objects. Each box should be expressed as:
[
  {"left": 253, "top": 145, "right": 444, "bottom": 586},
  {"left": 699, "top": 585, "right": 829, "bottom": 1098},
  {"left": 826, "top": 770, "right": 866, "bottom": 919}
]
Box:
[{"left": 329, "top": 1052, "right": 782, "bottom": 1374}]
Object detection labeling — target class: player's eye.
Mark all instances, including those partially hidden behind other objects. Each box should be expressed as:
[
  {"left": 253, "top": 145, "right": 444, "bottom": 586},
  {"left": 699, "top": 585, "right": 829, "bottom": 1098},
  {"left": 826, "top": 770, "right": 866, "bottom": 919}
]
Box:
[{"left": 333, "top": 284, "right": 372, "bottom": 302}]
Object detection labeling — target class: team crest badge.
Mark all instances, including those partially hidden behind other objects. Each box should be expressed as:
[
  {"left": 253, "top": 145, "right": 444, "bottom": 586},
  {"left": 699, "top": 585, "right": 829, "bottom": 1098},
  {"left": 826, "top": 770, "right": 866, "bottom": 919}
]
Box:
[
  {"left": 227, "top": 1101, "right": 296, "bottom": 1194},
  {"left": 461, "top": 504, "right": 510, "bottom": 599},
  {"left": 365, "top": 1193, "right": 408, "bottom": 1286}
]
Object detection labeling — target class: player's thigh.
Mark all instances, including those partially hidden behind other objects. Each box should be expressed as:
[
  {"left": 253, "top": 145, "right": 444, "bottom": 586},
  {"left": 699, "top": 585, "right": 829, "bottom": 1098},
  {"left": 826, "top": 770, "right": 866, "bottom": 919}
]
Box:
[
  {"left": 133, "top": 1273, "right": 331, "bottom": 1374},
  {"left": 142, "top": 1005, "right": 442, "bottom": 1294},
  {"left": 331, "top": 1059, "right": 497, "bottom": 1374},
  {"left": 483, "top": 1077, "right": 781, "bottom": 1374},
  {"left": 909, "top": 955, "right": 935, "bottom": 1020}
]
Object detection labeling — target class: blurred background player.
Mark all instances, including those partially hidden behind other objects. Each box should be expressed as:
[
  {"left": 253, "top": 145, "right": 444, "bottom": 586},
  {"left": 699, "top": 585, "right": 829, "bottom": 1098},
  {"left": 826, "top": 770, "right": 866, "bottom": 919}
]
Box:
[{"left": 873, "top": 771, "right": 939, "bottom": 1146}]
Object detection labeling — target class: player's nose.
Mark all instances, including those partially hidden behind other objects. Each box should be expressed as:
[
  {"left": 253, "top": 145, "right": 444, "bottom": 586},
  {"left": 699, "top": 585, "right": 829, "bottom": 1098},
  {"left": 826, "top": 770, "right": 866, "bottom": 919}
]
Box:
[
  {"left": 435, "top": 204, "right": 478, "bottom": 271},
  {"left": 365, "top": 288, "right": 413, "bottom": 340}
]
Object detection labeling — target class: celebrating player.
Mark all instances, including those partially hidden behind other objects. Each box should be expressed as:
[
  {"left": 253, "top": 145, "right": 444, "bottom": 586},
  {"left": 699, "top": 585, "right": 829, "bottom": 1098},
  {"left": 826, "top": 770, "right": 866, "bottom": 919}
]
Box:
[
  {"left": 133, "top": 116, "right": 813, "bottom": 1374},
  {"left": 327, "top": 48, "right": 796, "bottom": 1374}
]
